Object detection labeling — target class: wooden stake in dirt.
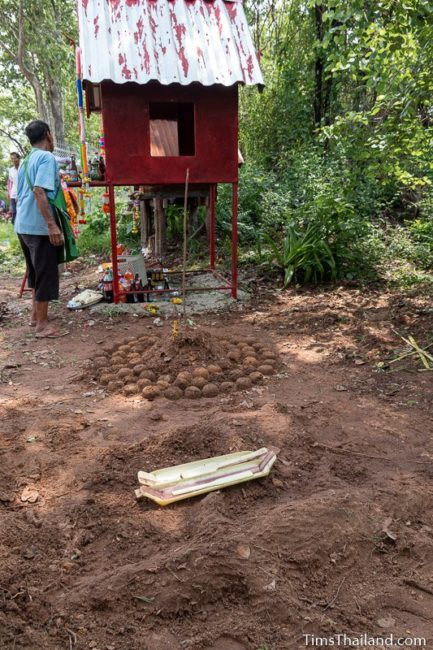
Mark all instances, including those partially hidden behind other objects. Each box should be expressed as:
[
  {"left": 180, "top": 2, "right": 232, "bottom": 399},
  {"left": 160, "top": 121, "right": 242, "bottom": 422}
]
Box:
[{"left": 182, "top": 168, "right": 190, "bottom": 320}]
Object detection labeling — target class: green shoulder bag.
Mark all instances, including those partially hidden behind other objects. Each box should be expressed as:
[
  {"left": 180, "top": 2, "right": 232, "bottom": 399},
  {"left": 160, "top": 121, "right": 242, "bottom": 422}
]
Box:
[{"left": 23, "top": 153, "right": 79, "bottom": 264}]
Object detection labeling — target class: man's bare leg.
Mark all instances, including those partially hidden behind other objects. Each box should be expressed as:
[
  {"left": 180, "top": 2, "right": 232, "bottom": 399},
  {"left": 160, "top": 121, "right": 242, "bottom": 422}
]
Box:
[
  {"left": 34, "top": 300, "right": 59, "bottom": 336},
  {"left": 30, "top": 290, "right": 56, "bottom": 328},
  {"left": 30, "top": 289, "right": 37, "bottom": 326}
]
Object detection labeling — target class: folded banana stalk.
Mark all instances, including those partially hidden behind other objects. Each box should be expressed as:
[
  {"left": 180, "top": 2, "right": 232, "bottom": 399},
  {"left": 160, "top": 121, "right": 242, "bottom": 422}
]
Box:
[{"left": 135, "top": 447, "right": 278, "bottom": 506}]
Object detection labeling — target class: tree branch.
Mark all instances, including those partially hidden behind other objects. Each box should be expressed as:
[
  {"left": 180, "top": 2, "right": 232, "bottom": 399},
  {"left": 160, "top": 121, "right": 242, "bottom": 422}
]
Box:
[{"left": 0, "top": 127, "right": 25, "bottom": 155}]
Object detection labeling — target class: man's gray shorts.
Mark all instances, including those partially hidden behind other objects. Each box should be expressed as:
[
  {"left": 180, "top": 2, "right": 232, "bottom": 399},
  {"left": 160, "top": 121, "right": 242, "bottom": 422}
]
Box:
[{"left": 17, "top": 234, "right": 59, "bottom": 302}]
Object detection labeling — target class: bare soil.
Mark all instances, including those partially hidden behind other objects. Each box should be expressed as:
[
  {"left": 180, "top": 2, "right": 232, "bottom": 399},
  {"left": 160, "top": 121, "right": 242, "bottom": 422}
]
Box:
[{"left": 1, "top": 266, "right": 433, "bottom": 650}]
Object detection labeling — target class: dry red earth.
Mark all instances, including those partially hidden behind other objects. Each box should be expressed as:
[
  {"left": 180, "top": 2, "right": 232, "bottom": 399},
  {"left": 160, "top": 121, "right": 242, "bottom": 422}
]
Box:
[{"left": 1, "top": 266, "right": 433, "bottom": 650}]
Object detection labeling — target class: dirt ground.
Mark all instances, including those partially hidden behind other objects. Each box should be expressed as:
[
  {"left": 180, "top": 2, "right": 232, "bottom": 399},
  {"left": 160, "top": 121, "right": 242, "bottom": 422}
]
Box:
[{"left": 1, "top": 264, "right": 433, "bottom": 650}]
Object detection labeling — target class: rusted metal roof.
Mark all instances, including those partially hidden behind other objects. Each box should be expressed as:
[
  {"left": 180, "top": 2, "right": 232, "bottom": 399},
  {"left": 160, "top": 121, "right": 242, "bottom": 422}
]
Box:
[{"left": 77, "top": 0, "right": 263, "bottom": 87}]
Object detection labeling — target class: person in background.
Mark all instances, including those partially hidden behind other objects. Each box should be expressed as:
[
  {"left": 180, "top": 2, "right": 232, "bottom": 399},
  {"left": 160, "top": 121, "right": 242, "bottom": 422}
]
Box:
[
  {"left": 15, "top": 120, "right": 65, "bottom": 338},
  {"left": 8, "top": 152, "right": 21, "bottom": 224}
]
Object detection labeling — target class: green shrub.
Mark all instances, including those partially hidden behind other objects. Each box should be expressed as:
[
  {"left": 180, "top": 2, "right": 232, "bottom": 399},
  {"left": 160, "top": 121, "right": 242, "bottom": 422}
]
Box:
[{"left": 265, "top": 221, "right": 337, "bottom": 286}]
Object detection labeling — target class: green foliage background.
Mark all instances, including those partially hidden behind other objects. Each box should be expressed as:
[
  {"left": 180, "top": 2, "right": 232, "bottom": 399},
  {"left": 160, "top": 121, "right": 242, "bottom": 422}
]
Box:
[{"left": 1, "top": 0, "right": 433, "bottom": 285}]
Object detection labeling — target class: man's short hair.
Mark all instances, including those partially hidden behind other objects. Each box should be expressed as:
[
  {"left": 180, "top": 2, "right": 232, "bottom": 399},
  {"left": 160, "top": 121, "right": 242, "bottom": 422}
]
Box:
[
  {"left": 10, "top": 152, "right": 21, "bottom": 158},
  {"left": 25, "top": 120, "right": 51, "bottom": 145}
]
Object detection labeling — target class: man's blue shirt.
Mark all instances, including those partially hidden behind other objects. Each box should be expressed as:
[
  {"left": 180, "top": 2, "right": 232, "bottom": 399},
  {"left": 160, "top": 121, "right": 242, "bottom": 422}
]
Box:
[{"left": 15, "top": 148, "right": 60, "bottom": 236}]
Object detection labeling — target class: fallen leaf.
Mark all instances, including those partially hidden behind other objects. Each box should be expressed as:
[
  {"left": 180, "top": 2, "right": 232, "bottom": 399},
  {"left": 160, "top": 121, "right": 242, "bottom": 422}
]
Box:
[
  {"left": 263, "top": 579, "right": 276, "bottom": 591},
  {"left": 377, "top": 616, "right": 395, "bottom": 629},
  {"left": 236, "top": 544, "right": 251, "bottom": 560},
  {"left": 134, "top": 595, "right": 154, "bottom": 604},
  {"left": 22, "top": 546, "right": 36, "bottom": 559},
  {"left": 20, "top": 487, "right": 39, "bottom": 503},
  {"left": 335, "top": 385, "right": 348, "bottom": 392},
  {"left": 382, "top": 517, "right": 397, "bottom": 542}
]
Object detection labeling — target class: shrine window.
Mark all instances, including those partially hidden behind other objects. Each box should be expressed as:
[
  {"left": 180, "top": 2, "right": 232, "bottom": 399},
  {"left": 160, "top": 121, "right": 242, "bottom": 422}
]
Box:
[{"left": 149, "top": 103, "right": 195, "bottom": 157}]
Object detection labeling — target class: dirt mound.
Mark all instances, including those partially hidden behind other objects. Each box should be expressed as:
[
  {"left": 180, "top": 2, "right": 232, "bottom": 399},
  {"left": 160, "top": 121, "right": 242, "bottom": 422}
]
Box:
[{"left": 85, "top": 328, "right": 281, "bottom": 402}]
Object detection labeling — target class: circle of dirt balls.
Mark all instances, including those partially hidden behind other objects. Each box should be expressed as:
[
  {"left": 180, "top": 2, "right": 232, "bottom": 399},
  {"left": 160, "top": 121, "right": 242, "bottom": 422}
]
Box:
[{"left": 93, "top": 333, "right": 280, "bottom": 402}]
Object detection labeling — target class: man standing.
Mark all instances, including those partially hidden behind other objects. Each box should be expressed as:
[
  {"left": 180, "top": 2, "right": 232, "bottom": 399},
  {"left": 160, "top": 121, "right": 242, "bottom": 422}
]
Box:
[
  {"left": 8, "top": 152, "right": 21, "bottom": 224},
  {"left": 15, "top": 120, "right": 64, "bottom": 338}
]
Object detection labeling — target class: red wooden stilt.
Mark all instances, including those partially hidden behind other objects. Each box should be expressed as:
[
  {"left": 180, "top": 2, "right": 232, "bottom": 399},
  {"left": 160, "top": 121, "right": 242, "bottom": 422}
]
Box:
[
  {"left": 209, "top": 183, "right": 216, "bottom": 270},
  {"left": 231, "top": 182, "right": 238, "bottom": 300},
  {"left": 108, "top": 184, "right": 120, "bottom": 303}
]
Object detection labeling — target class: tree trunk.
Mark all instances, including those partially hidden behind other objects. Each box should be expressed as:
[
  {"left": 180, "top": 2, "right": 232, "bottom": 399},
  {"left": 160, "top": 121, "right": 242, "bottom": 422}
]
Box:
[
  {"left": 313, "top": 4, "right": 325, "bottom": 127},
  {"left": 154, "top": 198, "right": 167, "bottom": 257},
  {"left": 15, "top": 0, "right": 49, "bottom": 124},
  {"left": 46, "top": 71, "right": 65, "bottom": 146}
]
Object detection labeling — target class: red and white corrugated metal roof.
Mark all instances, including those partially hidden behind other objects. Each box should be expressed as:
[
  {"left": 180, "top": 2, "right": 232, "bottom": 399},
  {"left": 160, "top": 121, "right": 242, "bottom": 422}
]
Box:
[{"left": 77, "top": 0, "right": 264, "bottom": 87}]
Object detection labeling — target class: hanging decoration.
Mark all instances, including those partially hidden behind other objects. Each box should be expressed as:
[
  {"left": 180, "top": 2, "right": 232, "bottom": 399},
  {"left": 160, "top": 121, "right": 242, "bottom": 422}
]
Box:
[
  {"left": 132, "top": 200, "right": 140, "bottom": 234},
  {"left": 76, "top": 46, "right": 89, "bottom": 225}
]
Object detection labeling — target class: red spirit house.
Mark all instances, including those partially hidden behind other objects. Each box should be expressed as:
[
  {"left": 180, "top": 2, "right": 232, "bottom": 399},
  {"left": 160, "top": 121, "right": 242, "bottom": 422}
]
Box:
[{"left": 77, "top": 0, "right": 263, "bottom": 301}]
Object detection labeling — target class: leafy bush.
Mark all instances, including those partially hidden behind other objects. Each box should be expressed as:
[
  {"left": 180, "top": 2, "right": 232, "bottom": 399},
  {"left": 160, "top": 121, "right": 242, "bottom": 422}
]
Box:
[
  {"left": 407, "top": 218, "right": 433, "bottom": 269},
  {"left": 265, "top": 221, "right": 337, "bottom": 286}
]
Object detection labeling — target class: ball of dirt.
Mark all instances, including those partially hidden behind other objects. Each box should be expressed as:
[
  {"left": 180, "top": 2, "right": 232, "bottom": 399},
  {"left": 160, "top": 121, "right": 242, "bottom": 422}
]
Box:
[
  {"left": 118, "top": 345, "right": 129, "bottom": 354},
  {"left": 164, "top": 386, "right": 183, "bottom": 400},
  {"left": 228, "top": 350, "right": 241, "bottom": 363},
  {"left": 207, "top": 364, "right": 222, "bottom": 375},
  {"left": 141, "top": 335, "right": 156, "bottom": 346},
  {"left": 241, "top": 346, "right": 256, "bottom": 357},
  {"left": 193, "top": 367, "right": 209, "bottom": 380},
  {"left": 191, "top": 376, "right": 207, "bottom": 389},
  {"left": 94, "top": 356, "right": 108, "bottom": 368},
  {"left": 124, "top": 383, "right": 139, "bottom": 396},
  {"left": 229, "top": 368, "right": 243, "bottom": 381},
  {"left": 107, "top": 381, "right": 118, "bottom": 392},
  {"left": 158, "top": 374, "right": 171, "bottom": 384},
  {"left": 202, "top": 383, "right": 219, "bottom": 398},
  {"left": 117, "top": 368, "right": 131, "bottom": 379},
  {"left": 123, "top": 373, "right": 135, "bottom": 385},
  {"left": 157, "top": 380, "right": 170, "bottom": 391},
  {"left": 174, "top": 371, "right": 192, "bottom": 389},
  {"left": 219, "top": 359, "right": 231, "bottom": 371},
  {"left": 250, "top": 371, "right": 264, "bottom": 383},
  {"left": 142, "top": 386, "right": 160, "bottom": 400},
  {"left": 243, "top": 356, "right": 258, "bottom": 367},
  {"left": 138, "top": 377, "right": 152, "bottom": 389},
  {"left": 99, "top": 373, "right": 114, "bottom": 386},
  {"left": 236, "top": 376, "right": 252, "bottom": 390},
  {"left": 128, "top": 356, "right": 142, "bottom": 368},
  {"left": 111, "top": 355, "right": 124, "bottom": 366},
  {"left": 249, "top": 370, "right": 263, "bottom": 384},
  {"left": 140, "top": 370, "right": 156, "bottom": 382},
  {"left": 132, "top": 364, "right": 146, "bottom": 377},
  {"left": 261, "top": 350, "right": 277, "bottom": 361},
  {"left": 242, "top": 366, "right": 254, "bottom": 376},
  {"left": 257, "top": 364, "right": 275, "bottom": 376},
  {"left": 184, "top": 386, "right": 201, "bottom": 399},
  {"left": 102, "top": 344, "right": 116, "bottom": 354},
  {"left": 220, "top": 381, "right": 234, "bottom": 393}
]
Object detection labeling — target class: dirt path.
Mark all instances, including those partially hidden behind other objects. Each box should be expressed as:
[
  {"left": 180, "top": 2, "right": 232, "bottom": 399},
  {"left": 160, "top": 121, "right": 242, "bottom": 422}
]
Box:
[{"left": 1, "top": 269, "right": 433, "bottom": 650}]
